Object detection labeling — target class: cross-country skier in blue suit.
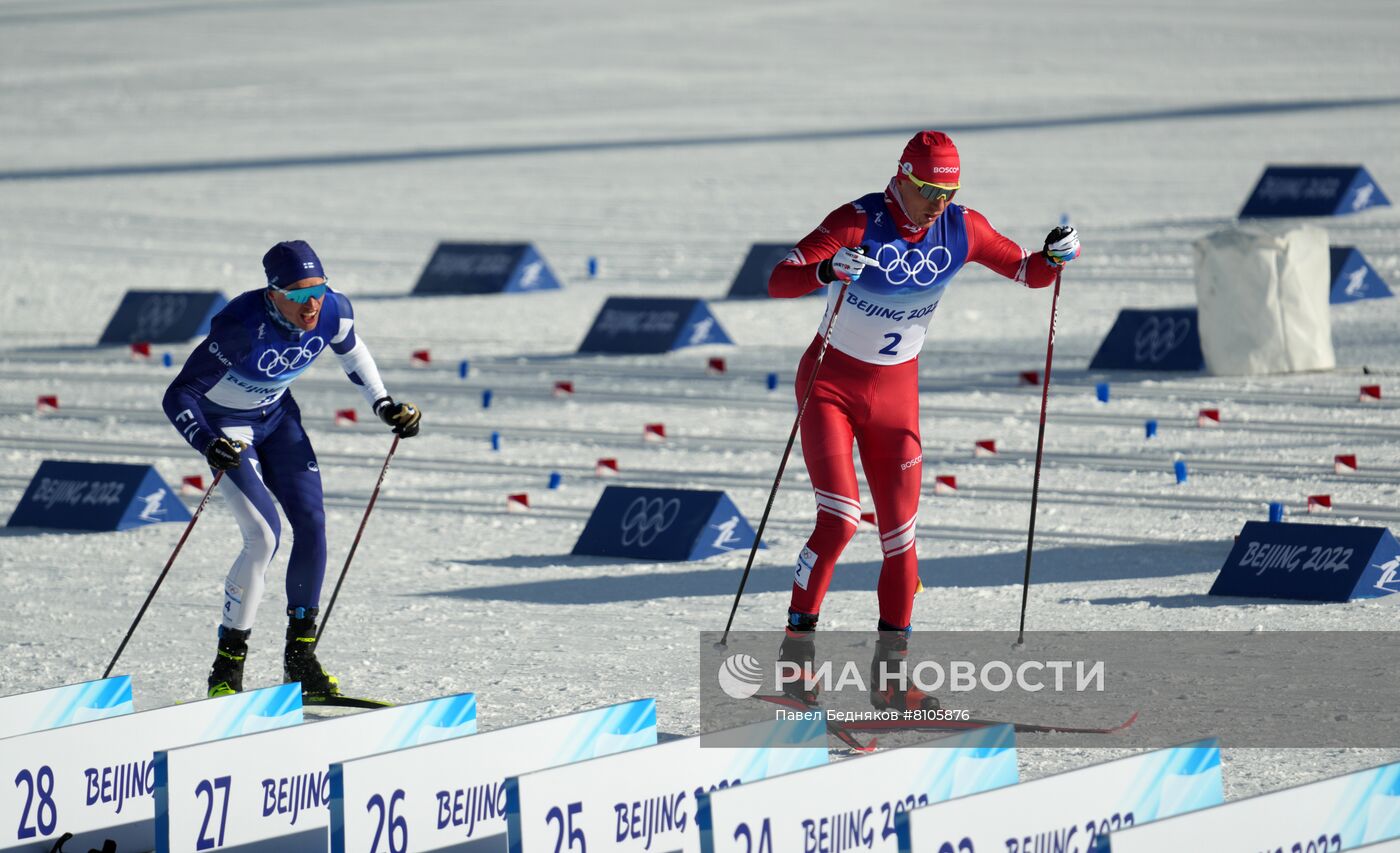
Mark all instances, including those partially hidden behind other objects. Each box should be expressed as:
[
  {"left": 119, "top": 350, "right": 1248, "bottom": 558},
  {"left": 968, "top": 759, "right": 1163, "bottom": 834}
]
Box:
[{"left": 163, "top": 240, "right": 422, "bottom": 698}]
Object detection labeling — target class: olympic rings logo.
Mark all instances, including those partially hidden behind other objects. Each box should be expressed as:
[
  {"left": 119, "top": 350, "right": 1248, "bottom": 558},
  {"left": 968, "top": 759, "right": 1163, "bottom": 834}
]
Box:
[
  {"left": 620, "top": 496, "right": 681, "bottom": 548},
  {"left": 134, "top": 294, "right": 190, "bottom": 338},
  {"left": 256, "top": 336, "right": 326, "bottom": 377},
  {"left": 1133, "top": 316, "right": 1192, "bottom": 364},
  {"left": 873, "top": 244, "right": 953, "bottom": 286}
]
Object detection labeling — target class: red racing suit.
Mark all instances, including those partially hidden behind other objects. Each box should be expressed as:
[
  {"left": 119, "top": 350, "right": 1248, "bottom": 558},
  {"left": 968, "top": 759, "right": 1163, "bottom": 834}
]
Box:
[{"left": 770, "top": 180, "right": 1058, "bottom": 629}]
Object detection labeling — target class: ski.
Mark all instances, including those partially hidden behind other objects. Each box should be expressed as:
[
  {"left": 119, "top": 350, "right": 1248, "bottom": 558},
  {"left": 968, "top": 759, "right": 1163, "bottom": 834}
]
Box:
[
  {"left": 184, "top": 692, "right": 393, "bottom": 709},
  {"left": 835, "top": 710, "right": 1138, "bottom": 737},
  {"left": 753, "top": 695, "right": 877, "bottom": 753},
  {"left": 302, "top": 694, "right": 394, "bottom": 709}
]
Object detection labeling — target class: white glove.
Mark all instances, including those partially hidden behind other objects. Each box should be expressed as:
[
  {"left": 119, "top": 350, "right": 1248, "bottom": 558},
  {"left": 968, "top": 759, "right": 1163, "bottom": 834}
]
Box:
[
  {"left": 824, "top": 246, "right": 881, "bottom": 283},
  {"left": 1043, "top": 226, "right": 1081, "bottom": 267}
]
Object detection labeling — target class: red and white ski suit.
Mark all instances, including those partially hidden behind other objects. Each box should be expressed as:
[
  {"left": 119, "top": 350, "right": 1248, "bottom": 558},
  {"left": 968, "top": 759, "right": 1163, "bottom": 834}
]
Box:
[{"left": 770, "top": 181, "right": 1059, "bottom": 629}]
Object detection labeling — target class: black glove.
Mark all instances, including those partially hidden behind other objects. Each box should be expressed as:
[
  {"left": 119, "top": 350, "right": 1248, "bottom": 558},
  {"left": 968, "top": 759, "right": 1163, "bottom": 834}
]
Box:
[
  {"left": 1043, "top": 225, "right": 1080, "bottom": 267},
  {"left": 204, "top": 436, "right": 244, "bottom": 470},
  {"left": 374, "top": 397, "right": 421, "bottom": 438}
]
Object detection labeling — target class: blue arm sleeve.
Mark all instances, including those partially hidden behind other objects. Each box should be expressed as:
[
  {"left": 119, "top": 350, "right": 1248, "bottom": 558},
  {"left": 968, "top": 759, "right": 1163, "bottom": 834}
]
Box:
[{"left": 162, "top": 332, "right": 233, "bottom": 452}]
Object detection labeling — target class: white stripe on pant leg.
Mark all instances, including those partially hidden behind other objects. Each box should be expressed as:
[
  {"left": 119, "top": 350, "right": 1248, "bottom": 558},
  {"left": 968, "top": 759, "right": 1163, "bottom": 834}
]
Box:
[
  {"left": 221, "top": 425, "right": 254, "bottom": 447},
  {"left": 814, "top": 487, "right": 861, "bottom": 513},
  {"left": 817, "top": 505, "right": 860, "bottom": 528},
  {"left": 884, "top": 539, "right": 916, "bottom": 558},
  {"left": 219, "top": 466, "right": 278, "bottom": 632},
  {"left": 812, "top": 493, "right": 862, "bottom": 526},
  {"left": 881, "top": 517, "right": 917, "bottom": 556},
  {"left": 880, "top": 515, "right": 916, "bottom": 542}
]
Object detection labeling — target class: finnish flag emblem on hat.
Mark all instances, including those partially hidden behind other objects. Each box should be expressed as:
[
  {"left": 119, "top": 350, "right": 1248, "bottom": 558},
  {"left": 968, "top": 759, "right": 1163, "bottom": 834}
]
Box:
[{"left": 262, "top": 240, "right": 325, "bottom": 287}]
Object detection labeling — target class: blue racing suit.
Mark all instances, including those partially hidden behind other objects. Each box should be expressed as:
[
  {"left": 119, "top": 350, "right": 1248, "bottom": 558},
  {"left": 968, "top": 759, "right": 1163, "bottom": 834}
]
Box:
[{"left": 163, "top": 288, "right": 388, "bottom": 630}]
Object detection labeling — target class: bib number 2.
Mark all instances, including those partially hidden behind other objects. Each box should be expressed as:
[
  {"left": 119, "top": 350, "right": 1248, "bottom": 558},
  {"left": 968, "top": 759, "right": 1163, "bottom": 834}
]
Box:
[{"left": 879, "top": 333, "right": 902, "bottom": 356}]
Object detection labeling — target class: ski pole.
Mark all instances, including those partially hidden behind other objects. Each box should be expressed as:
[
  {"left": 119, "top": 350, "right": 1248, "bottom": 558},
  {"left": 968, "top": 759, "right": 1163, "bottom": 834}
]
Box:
[
  {"left": 719, "top": 259, "right": 865, "bottom": 647},
  {"left": 103, "top": 471, "right": 224, "bottom": 678},
  {"left": 1014, "top": 270, "right": 1063, "bottom": 649},
  {"left": 316, "top": 434, "right": 400, "bottom": 643}
]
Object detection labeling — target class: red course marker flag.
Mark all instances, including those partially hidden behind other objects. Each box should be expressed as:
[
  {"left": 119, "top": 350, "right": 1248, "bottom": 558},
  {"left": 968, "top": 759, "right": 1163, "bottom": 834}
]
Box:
[
  {"left": 334, "top": 408, "right": 358, "bottom": 426},
  {"left": 1334, "top": 454, "right": 1358, "bottom": 474},
  {"left": 411, "top": 349, "right": 431, "bottom": 367},
  {"left": 974, "top": 439, "right": 997, "bottom": 457},
  {"left": 707, "top": 357, "right": 727, "bottom": 375},
  {"left": 595, "top": 458, "right": 619, "bottom": 477},
  {"left": 644, "top": 423, "right": 667, "bottom": 442},
  {"left": 181, "top": 475, "right": 206, "bottom": 495},
  {"left": 1360, "top": 384, "right": 1382, "bottom": 402},
  {"left": 35, "top": 395, "right": 59, "bottom": 413},
  {"left": 934, "top": 475, "right": 958, "bottom": 495},
  {"left": 1197, "top": 408, "right": 1221, "bottom": 427},
  {"left": 553, "top": 381, "right": 575, "bottom": 398},
  {"left": 1307, "top": 495, "right": 1333, "bottom": 513},
  {"left": 130, "top": 342, "right": 152, "bottom": 359},
  {"left": 860, "top": 511, "right": 877, "bottom": 527},
  {"left": 507, "top": 493, "right": 530, "bottom": 512},
  {"left": 1018, "top": 371, "right": 1039, "bottom": 385}
]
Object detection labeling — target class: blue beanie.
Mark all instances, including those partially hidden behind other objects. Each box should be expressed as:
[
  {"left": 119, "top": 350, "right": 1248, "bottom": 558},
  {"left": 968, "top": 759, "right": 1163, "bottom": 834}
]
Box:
[{"left": 262, "top": 240, "right": 325, "bottom": 288}]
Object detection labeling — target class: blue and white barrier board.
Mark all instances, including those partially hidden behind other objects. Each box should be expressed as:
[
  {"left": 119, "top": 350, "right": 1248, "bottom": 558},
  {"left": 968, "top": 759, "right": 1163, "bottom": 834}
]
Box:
[
  {"left": 330, "top": 699, "right": 657, "bottom": 853},
  {"left": 98, "top": 290, "right": 228, "bottom": 345},
  {"left": 412, "top": 243, "right": 562, "bottom": 295},
  {"left": 155, "top": 691, "right": 476, "bottom": 853},
  {"left": 0, "top": 677, "right": 134, "bottom": 740},
  {"left": 508, "top": 717, "right": 826, "bottom": 853},
  {"left": 1088, "top": 308, "right": 1204, "bottom": 372},
  {"left": 895, "top": 738, "right": 1220, "bottom": 853},
  {"left": 726, "top": 243, "right": 825, "bottom": 299},
  {"left": 1239, "top": 165, "right": 1391, "bottom": 218},
  {"left": 1104, "top": 760, "right": 1400, "bottom": 851},
  {"left": 7, "top": 460, "right": 191, "bottom": 532},
  {"left": 572, "top": 486, "right": 762, "bottom": 561},
  {"left": 699, "top": 724, "right": 1016, "bottom": 853},
  {"left": 0, "top": 683, "right": 300, "bottom": 853},
  {"left": 1209, "top": 520, "right": 1400, "bottom": 602},
  {"left": 1331, "top": 246, "right": 1394, "bottom": 304},
  {"left": 578, "top": 297, "right": 732, "bottom": 354}
]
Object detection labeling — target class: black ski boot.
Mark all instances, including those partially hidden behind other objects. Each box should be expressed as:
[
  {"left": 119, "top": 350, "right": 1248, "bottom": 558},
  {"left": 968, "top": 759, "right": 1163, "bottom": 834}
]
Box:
[
  {"left": 207, "top": 626, "right": 250, "bottom": 698},
  {"left": 283, "top": 607, "right": 340, "bottom": 698},
  {"left": 778, "top": 610, "right": 820, "bottom": 706},
  {"left": 869, "top": 622, "right": 940, "bottom": 714}
]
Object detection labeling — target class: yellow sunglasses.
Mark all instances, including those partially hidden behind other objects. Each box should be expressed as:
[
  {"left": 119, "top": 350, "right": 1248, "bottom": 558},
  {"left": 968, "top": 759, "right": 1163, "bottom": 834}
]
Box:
[{"left": 900, "top": 163, "right": 959, "bottom": 201}]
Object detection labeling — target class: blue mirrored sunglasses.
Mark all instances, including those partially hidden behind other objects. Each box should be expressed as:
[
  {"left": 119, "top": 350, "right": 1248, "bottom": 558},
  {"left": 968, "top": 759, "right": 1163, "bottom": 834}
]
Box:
[{"left": 273, "top": 281, "right": 328, "bottom": 303}]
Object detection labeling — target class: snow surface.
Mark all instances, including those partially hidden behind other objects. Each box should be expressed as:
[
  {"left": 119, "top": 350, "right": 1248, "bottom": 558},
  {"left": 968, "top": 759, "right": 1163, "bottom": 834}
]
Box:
[{"left": 3, "top": 0, "right": 1400, "bottom": 802}]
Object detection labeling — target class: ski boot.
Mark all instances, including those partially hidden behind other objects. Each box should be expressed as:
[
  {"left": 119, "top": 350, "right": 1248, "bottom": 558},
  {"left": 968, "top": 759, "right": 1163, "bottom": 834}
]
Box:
[
  {"left": 778, "top": 610, "right": 821, "bottom": 706},
  {"left": 207, "top": 626, "right": 250, "bottom": 698},
  {"left": 284, "top": 607, "right": 340, "bottom": 698},
  {"left": 869, "top": 621, "right": 940, "bottom": 714}
]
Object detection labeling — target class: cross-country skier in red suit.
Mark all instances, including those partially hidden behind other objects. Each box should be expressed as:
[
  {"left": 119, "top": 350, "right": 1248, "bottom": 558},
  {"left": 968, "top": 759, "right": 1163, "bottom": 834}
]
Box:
[{"left": 770, "top": 131, "right": 1080, "bottom": 712}]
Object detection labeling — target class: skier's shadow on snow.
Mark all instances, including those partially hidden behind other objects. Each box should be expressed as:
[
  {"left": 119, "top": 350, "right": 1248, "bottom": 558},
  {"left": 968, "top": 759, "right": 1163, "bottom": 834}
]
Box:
[
  {"left": 0, "top": 527, "right": 56, "bottom": 538},
  {"left": 429, "top": 539, "right": 1232, "bottom": 605}
]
